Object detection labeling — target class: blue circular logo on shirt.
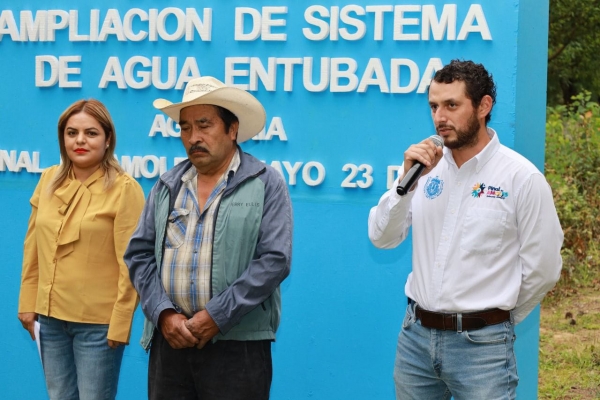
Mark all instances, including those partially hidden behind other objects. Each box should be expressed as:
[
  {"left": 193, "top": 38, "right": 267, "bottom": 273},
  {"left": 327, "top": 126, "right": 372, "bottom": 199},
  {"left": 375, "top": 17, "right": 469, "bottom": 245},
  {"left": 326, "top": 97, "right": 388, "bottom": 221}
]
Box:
[{"left": 424, "top": 176, "right": 444, "bottom": 199}]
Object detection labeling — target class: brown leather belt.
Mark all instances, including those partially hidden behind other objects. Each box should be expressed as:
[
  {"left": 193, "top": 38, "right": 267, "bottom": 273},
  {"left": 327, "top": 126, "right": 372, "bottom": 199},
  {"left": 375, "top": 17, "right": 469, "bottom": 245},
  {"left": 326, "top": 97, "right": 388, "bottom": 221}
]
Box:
[{"left": 415, "top": 305, "right": 511, "bottom": 332}]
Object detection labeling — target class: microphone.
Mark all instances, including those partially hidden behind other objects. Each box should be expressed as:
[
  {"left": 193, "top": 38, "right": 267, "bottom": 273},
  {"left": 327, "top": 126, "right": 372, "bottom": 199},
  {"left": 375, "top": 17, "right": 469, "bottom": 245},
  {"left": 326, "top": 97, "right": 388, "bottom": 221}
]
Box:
[{"left": 396, "top": 135, "right": 444, "bottom": 196}]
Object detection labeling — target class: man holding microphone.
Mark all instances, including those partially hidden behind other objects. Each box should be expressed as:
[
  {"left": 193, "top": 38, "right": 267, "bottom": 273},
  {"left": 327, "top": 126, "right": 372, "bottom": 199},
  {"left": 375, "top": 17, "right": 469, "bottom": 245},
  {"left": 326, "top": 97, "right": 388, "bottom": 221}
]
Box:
[{"left": 368, "top": 59, "right": 563, "bottom": 399}]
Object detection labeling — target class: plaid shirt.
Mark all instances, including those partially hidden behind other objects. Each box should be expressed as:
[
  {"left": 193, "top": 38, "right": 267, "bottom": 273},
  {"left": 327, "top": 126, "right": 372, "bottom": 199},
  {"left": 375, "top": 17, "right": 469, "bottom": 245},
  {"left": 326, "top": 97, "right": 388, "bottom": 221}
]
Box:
[{"left": 161, "top": 150, "right": 240, "bottom": 317}]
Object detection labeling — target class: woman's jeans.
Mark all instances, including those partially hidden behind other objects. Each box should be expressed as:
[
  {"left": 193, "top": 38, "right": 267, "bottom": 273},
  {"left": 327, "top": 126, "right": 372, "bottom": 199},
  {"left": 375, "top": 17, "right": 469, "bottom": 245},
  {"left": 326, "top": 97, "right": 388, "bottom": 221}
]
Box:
[
  {"left": 394, "top": 302, "right": 519, "bottom": 400},
  {"left": 38, "top": 315, "right": 124, "bottom": 400}
]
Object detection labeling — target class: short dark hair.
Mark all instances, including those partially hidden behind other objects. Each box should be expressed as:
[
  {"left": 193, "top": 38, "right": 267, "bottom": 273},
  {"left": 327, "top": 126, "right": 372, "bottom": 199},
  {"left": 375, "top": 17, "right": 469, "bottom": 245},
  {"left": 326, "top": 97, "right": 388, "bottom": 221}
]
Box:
[
  {"left": 214, "top": 105, "right": 239, "bottom": 141},
  {"left": 432, "top": 59, "right": 497, "bottom": 124}
]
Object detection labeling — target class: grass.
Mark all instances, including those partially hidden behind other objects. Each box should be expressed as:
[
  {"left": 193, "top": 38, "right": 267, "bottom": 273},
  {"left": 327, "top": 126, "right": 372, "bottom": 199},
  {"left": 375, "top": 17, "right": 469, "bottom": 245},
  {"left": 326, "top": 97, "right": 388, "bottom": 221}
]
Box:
[
  {"left": 539, "top": 282, "right": 600, "bottom": 399},
  {"left": 539, "top": 96, "right": 600, "bottom": 399}
]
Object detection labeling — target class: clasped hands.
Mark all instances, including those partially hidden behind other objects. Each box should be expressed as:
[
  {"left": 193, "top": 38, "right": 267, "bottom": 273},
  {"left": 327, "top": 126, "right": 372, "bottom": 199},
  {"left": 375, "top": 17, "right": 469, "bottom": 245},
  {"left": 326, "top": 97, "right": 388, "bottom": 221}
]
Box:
[{"left": 158, "top": 309, "right": 219, "bottom": 350}]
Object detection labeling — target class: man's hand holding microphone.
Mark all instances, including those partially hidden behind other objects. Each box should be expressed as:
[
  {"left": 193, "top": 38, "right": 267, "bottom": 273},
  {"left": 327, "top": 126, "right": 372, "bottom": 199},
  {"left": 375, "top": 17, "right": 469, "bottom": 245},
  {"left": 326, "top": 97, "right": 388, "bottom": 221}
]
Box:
[{"left": 397, "top": 135, "right": 445, "bottom": 196}]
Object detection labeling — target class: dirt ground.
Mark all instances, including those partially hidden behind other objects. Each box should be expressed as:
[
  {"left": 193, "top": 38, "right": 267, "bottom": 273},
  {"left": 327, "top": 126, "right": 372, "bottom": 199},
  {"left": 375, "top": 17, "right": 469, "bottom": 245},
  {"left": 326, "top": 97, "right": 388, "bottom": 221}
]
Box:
[{"left": 539, "top": 288, "right": 600, "bottom": 399}]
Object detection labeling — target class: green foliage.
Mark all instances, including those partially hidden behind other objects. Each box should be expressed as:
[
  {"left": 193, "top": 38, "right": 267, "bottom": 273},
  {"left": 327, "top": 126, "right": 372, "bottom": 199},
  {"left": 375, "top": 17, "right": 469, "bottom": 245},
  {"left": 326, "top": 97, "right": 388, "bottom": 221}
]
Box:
[
  {"left": 545, "top": 93, "right": 600, "bottom": 292},
  {"left": 547, "top": 0, "right": 600, "bottom": 105}
]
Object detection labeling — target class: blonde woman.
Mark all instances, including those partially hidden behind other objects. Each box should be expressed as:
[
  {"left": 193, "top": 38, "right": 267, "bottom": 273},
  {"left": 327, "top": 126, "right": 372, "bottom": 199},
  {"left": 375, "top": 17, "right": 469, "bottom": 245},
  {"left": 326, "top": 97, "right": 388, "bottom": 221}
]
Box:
[{"left": 17, "top": 99, "right": 145, "bottom": 400}]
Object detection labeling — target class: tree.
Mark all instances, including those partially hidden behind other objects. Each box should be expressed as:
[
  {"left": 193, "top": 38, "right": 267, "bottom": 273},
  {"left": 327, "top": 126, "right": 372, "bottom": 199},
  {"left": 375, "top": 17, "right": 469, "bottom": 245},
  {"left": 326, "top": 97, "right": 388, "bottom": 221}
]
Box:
[{"left": 547, "top": 0, "right": 600, "bottom": 105}]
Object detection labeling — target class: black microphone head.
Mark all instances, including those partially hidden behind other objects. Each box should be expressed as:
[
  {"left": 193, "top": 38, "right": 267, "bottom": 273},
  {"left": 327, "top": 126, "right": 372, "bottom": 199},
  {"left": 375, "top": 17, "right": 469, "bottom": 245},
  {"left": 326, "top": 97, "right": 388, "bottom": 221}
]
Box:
[{"left": 428, "top": 134, "right": 444, "bottom": 148}]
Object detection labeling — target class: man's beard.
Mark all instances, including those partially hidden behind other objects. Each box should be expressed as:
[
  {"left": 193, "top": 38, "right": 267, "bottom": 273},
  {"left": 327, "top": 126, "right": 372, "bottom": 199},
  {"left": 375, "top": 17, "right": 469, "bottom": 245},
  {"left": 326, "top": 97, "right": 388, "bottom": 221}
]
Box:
[{"left": 438, "top": 112, "right": 481, "bottom": 150}]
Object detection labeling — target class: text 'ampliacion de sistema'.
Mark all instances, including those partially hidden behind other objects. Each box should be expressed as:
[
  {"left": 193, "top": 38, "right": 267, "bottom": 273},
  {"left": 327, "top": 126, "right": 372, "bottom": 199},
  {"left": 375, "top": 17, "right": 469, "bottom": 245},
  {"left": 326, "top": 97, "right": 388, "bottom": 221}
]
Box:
[{"left": 1, "top": 5, "right": 491, "bottom": 43}]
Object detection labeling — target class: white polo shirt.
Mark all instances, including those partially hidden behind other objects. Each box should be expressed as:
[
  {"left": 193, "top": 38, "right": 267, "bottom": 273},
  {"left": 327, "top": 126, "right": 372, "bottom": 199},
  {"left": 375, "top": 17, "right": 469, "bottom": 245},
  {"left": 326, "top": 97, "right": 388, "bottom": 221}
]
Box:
[{"left": 368, "top": 129, "right": 563, "bottom": 324}]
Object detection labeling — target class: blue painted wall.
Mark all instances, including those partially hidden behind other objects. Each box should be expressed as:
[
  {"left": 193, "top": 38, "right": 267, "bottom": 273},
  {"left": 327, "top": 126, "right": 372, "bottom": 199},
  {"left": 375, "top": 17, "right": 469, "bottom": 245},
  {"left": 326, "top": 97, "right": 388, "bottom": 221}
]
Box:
[{"left": 0, "top": 1, "right": 549, "bottom": 398}]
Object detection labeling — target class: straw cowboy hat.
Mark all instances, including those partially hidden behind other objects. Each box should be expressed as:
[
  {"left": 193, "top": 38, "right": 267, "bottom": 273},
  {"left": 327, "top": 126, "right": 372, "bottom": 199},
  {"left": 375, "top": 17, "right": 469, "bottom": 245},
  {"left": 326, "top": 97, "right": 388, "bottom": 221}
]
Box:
[{"left": 153, "top": 76, "right": 266, "bottom": 143}]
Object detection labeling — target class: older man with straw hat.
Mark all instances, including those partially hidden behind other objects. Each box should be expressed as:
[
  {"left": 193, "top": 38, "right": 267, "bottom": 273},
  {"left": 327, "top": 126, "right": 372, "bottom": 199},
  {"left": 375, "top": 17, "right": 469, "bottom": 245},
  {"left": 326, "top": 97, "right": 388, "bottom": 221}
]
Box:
[{"left": 125, "top": 76, "right": 293, "bottom": 400}]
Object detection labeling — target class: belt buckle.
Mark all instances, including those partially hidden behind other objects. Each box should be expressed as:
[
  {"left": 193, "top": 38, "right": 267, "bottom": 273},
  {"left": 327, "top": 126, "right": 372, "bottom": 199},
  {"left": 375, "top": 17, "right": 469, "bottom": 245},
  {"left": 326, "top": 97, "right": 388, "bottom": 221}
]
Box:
[
  {"left": 443, "top": 313, "right": 456, "bottom": 331},
  {"left": 456, "top": 313, "right": 463, "bottom": 333}
]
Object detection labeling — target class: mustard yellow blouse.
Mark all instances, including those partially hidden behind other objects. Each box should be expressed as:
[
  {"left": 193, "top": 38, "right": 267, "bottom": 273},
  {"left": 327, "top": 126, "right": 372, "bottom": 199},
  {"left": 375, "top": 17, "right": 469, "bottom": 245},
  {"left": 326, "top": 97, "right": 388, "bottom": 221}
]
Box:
[{"left": 18, "top": 165, "right": 145, "bottom": 343}]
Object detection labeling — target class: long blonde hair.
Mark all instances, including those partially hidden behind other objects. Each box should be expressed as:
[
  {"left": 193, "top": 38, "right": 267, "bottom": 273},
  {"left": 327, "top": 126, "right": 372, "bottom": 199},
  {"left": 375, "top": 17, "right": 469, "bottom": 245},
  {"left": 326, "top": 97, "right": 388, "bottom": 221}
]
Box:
[{"left": 49, "top": 99, "right": 124, "bottom": 193}]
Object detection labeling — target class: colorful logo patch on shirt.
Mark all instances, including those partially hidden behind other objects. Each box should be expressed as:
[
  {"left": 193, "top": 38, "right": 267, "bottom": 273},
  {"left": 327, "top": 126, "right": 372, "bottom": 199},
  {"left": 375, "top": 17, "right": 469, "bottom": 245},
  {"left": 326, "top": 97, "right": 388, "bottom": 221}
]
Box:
[
  {"left": 472, "top": 183, "right": 508, "bottom": 199},
  {"left": 471, "top": 183, "right": 486, "bottom": 198},
  {"left": 424, "top": 176, "right": 444, "bottom": 199}
]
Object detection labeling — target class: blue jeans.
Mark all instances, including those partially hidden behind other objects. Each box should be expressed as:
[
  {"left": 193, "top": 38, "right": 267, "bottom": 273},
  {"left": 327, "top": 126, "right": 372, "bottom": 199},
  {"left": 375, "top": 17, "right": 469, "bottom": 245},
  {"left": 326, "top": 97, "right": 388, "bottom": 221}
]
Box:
[
  {"left": 38, "top": 315, "right": 124, "bottom": 400},
  {"left": 394, "top": 303, "right": 518, "bottom": 400}
]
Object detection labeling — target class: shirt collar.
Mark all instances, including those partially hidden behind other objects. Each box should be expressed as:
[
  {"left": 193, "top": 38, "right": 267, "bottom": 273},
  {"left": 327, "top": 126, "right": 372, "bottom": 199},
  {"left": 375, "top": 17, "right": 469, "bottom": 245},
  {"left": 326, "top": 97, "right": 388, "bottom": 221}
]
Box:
[
  {"left": 473, "top": 128, "right": 500, "bottom": 173},
  {"left": 441, "top": 127, "right": 500, "bottom": 172}
]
